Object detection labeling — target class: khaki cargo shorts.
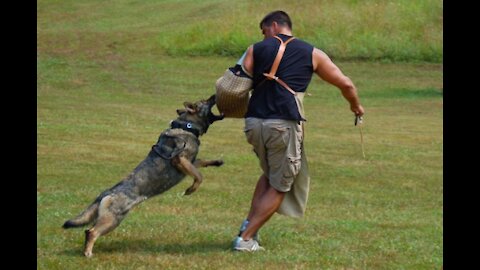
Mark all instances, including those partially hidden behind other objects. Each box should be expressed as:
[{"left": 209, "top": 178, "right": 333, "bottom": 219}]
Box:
[{"left": 244, "top": 117, "right": 303, "bottom": 192}]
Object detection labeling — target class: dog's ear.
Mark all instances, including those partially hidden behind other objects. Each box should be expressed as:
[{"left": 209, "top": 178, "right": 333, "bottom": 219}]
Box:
[
  {"left": 183, "top": 102, "right": 197, "bottom": 114},
  {"left": 176, "top": 109, "right": 186, "bottom": 116}
]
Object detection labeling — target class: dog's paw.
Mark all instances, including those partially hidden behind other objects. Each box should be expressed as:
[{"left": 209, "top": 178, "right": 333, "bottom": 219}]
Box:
[
  {"left": 184, "top": 186, "right": 196, "bottom": 196},
  {"left": 213, "top": 160, "right": 224, "bottom": 166},
  {"left": 84, "top": 250, "right": 93, "bottom": 258}
]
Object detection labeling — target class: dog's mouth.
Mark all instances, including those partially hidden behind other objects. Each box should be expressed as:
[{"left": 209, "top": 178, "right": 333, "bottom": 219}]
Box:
[
  {"left": 206, "top": 94, "right": 225, "bottom": 124},
  {"left": 174, "top": 94, "right": 224, "bottom": 136}
]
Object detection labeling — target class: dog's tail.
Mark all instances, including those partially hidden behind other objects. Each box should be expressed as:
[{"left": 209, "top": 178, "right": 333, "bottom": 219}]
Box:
[{"left": 62, "top": 202, "right": 99, "bottom": 229}]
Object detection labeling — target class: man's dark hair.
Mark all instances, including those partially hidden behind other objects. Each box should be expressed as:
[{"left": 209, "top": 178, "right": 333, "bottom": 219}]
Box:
[{"left": 259, "top": 10, "right": 292, "bottom": 30}]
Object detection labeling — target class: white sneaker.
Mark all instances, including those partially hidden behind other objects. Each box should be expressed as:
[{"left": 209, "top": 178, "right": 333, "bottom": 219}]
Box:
[{"left": 232, "top": 237, "right": 265, "bottom": 252}]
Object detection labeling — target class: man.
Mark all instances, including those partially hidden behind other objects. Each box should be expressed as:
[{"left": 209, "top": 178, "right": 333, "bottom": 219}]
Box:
[{"left": 232, "top": 10, "right": 365, "bottom": 252}]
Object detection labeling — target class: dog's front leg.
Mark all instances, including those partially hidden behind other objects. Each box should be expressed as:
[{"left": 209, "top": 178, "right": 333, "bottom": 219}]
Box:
[
  {"left": 193, "top": 159, "right": 224, "bottom": 168},
  {"left": 173, "top": 156, "right": 203, "bottom": 195}
]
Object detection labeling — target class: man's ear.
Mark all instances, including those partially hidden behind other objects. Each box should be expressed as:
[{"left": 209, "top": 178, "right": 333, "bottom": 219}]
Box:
[
  {"left": 272, "top": 21, "right": 278, "bottom": 29},
  {"left": 183, "top": 102, "right": 196, "bottom": 114}
]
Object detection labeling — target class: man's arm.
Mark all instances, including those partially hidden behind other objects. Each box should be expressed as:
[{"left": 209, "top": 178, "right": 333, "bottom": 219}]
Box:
[
  {"left": 312, "top": 48, "right": 364, "bottom": 116},
  {"left": 242, "top": 45, "right": 254, "bottom": 77}
]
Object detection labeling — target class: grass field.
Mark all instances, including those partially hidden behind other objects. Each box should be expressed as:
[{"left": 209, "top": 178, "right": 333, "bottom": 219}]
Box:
[
  {"left": 37, "top": 0, "right": 442, "bottom": 62},
  {"left": 38, "top": 1, "right": 443, "bottom": 269}
]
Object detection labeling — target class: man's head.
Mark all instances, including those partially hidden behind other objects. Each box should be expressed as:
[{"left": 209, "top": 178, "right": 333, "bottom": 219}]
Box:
[{"left": 259, "top": 10, "right": 292, "bottom": 38}]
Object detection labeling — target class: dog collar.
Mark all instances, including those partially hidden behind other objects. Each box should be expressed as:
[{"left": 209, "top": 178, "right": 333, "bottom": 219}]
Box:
[{"left": 170, "top": 120, "right": 200, "bottom": 138}]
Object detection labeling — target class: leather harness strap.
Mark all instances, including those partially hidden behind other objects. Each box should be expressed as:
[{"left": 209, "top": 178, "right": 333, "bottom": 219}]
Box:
[{"left": 263, "top": 35, "right": 297, "bottom": 95}]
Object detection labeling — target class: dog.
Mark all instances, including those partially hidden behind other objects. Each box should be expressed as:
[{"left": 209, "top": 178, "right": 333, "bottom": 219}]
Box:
[{"left": 62, "top": 94, "right": 225, "bottom": 257}]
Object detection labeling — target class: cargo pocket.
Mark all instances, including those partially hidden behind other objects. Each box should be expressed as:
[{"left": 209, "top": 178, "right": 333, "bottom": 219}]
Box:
[
  {"left": 281, "top": 124, "right": 302, "bottom": 188},
  {"left": 283, "top": 156, "right": 301, "bottom": 179},
  {"left": 266, "top": 126, "right": 290, "bottom": 149}
]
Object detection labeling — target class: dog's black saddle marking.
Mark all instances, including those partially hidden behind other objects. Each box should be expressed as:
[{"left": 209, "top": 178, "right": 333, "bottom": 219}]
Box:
[{"left": 151, "top": 134, "right": 186, "bottom": 160}]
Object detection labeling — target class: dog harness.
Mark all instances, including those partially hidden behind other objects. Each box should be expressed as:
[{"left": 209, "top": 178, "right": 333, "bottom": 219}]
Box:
[
  {"left": 150, "top": 121, "right": 202, "bottom": 160},
  {"left": 151, "top": 133, "right": 186, "bottom": 160}
]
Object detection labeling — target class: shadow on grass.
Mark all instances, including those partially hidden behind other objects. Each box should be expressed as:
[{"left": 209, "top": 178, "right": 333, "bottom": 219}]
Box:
[{"left": 61, "top": 238, "right": 231, "bottom": 257}]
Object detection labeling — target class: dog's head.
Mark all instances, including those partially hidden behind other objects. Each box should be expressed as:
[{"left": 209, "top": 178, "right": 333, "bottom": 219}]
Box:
[{"left": 174, "top": 94, "right": 224, "bottom": 136}]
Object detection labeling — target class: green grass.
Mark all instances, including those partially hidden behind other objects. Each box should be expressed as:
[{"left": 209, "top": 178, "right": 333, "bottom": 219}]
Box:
[
  {"left": 38, "top": 1, "right": 443, "bottom": 269},
  {"left": 37, "top": 55, "right": 443, "bottom": 269},
  {"left": 37, "top": 0, "right": 442, "bottom": 62}
]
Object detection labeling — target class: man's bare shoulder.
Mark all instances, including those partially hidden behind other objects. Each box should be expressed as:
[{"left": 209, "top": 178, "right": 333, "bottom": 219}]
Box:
[
  {"left": 312, "top": 48, "right": 330, "bottom": 60},
  {"left": 312, "top": 48, "right": 331, "bottom": 70}
]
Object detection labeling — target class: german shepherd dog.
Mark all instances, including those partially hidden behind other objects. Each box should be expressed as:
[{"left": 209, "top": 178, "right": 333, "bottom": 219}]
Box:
[{"left": 63, "top": 94, "right": 224, "bottom": 257}]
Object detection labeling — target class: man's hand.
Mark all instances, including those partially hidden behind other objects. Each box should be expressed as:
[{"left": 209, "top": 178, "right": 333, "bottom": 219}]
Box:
[{"left": 351, "top": 104, "right": 365, "bottom": 117}]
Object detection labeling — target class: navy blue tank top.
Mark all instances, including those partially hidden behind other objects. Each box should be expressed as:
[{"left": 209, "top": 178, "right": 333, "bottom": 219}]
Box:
[{"left": 245, "top": 34, "right": 314, "bottom": 121}]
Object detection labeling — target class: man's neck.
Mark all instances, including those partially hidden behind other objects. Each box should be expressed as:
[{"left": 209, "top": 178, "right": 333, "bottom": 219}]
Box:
[{"left": 277, "top": 29, "right": 293, "bottom": 36}]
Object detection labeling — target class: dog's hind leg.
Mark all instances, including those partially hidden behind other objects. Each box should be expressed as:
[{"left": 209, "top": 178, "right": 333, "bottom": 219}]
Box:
[
  {"left": 193, "top": 159, "right": 224, "bottom": 168},
  {"left": 83, "top": 195, "right": 125, "bottom": 257},
  {"left": 173, "top": 156, "right": 203, "bottom": 195},
  {"left": 63, "top": 202, "right": 99, "bottom": 229}
]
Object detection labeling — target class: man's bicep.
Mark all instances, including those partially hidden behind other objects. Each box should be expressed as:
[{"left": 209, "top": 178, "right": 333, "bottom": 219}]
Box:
[{"left": 313, "top": 49, "right": 348, "bottom": 87}]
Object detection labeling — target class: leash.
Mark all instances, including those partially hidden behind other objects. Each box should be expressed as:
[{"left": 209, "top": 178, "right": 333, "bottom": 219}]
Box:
[{"left": 354, "top": 115, "right": 366, "bottom": 159}]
